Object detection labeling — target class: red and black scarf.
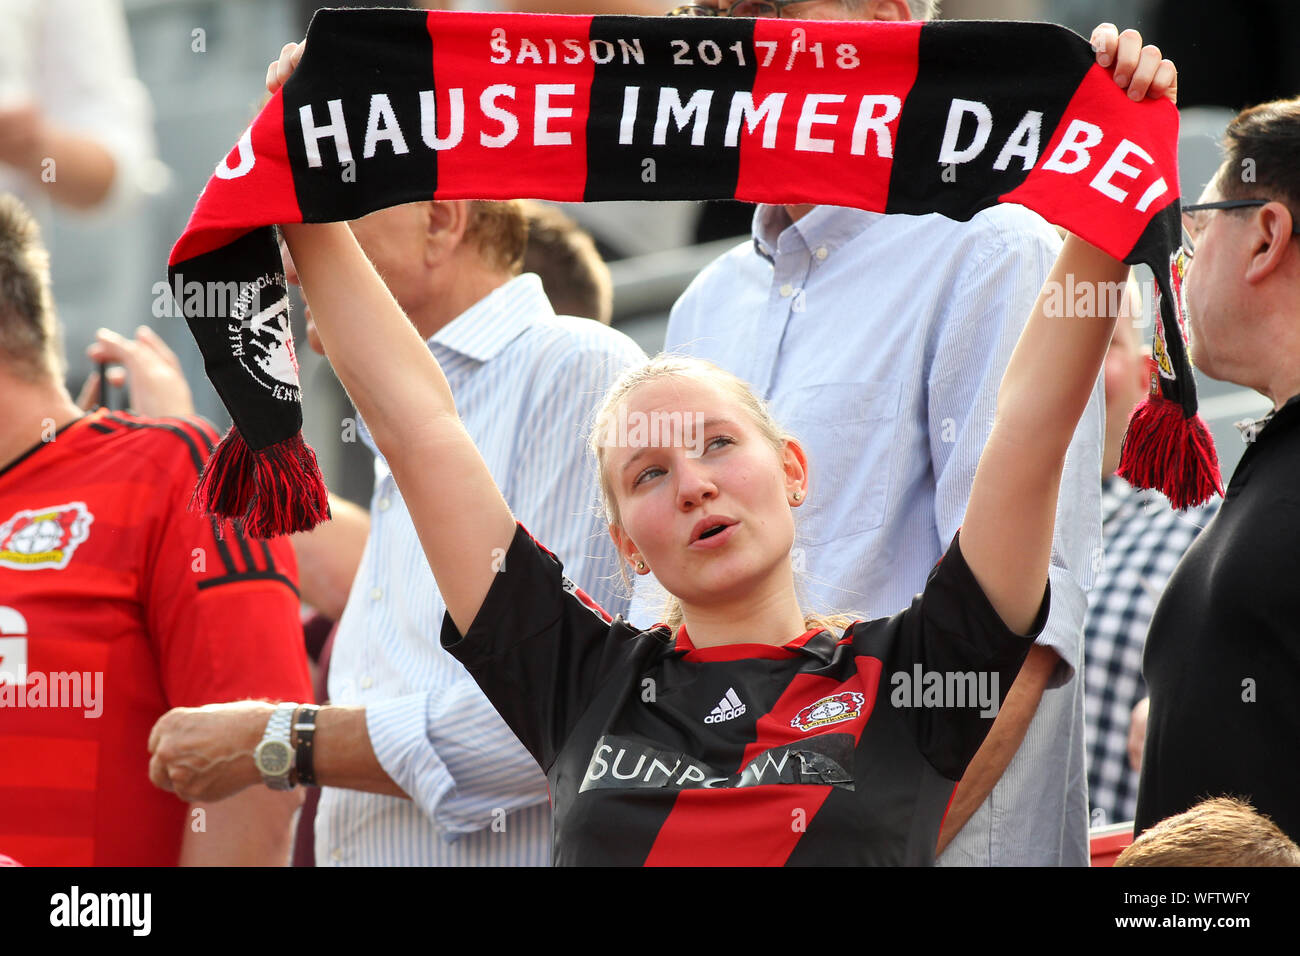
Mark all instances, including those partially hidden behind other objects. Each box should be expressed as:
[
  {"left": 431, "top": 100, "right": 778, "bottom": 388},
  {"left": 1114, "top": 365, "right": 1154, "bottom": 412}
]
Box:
[{"left": 170, "top": 9, "right": 1221, "bottom": 536}]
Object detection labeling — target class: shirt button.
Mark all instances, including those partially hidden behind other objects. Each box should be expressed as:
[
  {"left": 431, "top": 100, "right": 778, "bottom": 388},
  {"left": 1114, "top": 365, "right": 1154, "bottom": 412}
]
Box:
[
  {"left": 331, "top": 848, "right": 343, "bottom": 862},
  {"left": 779, "top": 283, "right": 793, "bottom": 297},
  {"left": 815, "top": 246, "right": 828, "bottom": 260},
  {"left": 378, "top": 497, "right": 391, "bottom": 511},
  {"left": 369, "top": 586, "right": 383, "bottom": 601},
  {"left": 360, "top": 676, "right": 374, "bottom": 689}
]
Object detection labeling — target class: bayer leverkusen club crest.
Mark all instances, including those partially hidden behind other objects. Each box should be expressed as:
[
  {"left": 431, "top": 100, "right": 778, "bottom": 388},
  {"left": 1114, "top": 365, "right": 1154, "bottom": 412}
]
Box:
[
  {"left": 791, "top": 691, "right": 865, "bottom": 733},
  {"left": 0, "top": 502, "right": 93, "bottom": 571},
  {"left": 229, "top": 277, "right": 301, "bottom": 403}
]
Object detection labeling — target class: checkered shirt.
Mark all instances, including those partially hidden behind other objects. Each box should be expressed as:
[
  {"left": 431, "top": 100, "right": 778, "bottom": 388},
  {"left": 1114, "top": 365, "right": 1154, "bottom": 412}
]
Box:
[{"left": 1084, "top": 475, "right": 1219, "bottom": 827}]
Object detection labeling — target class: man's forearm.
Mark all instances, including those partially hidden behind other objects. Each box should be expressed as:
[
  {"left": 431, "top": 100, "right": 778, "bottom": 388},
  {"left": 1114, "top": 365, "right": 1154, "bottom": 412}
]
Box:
[
  {"left": 314, "top": 705, "right": 408, "bottom": 798},
  {"left": 31, "top": 127, "right": 118, "bottom": 210},
  {"left": 179, "top": 789, "right": 303, "bottom": 866},
  {"left": 150, "top": 701, "right": 407, "bottom": 804},
  {"left": 936, "top": 643, "right": 1058, "bottom": 856}
]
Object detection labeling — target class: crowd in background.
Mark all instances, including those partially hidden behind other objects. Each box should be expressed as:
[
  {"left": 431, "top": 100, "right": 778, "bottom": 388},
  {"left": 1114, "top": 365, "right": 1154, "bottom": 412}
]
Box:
[{"left": 1, "top": 0, "right": 1298, "bottom": 868}]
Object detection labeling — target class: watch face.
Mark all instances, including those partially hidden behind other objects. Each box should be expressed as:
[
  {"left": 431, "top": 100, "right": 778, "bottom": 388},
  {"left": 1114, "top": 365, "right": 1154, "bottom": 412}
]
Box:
[{"left": 255, "top": 740, "right": 293, "bottom": 776}]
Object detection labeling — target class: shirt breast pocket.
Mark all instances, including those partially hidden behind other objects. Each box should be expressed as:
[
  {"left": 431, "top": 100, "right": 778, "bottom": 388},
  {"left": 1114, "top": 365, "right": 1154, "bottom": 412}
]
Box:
[{"left": 771, "top": 380, "right": 900, "bottom": 546}]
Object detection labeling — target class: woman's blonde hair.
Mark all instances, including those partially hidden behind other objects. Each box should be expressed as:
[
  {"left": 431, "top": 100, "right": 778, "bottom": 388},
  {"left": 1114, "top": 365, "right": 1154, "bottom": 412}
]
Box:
[{"left": 588, "top": 354, "right": 859, "bottom": 635}]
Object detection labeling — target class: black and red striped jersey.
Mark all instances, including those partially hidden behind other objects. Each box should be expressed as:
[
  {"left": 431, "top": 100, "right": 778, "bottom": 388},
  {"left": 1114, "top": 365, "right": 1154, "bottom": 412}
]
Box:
[
  {"left": 443, "top": 522, "right": 1048, "bottom": 866},
  {"left": 0, "top": 410, "right": 312, "bottom": 866}
]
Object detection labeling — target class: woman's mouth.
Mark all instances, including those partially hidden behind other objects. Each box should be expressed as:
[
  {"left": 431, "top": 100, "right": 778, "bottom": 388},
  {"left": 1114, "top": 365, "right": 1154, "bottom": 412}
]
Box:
[{"left": 689, "top": 518, "right": 738, "bottom": 549}]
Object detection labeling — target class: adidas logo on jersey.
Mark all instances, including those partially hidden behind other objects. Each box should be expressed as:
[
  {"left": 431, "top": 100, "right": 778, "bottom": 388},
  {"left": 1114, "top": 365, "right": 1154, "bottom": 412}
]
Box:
[{"left": 704, "top": 688, "right": 746, "bottom": 724}]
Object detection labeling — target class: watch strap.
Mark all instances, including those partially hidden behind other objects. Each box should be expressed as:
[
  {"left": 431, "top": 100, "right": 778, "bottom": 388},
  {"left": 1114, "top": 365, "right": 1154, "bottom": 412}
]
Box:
[{"left": 292, "top": 704, "right": 321, "bottom": 787}]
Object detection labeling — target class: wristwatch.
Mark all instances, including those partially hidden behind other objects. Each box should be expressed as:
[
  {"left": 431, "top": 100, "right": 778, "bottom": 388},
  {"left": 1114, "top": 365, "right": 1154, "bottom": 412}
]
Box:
[
  {"left": 292, "top": 704, "right": 321, "bottom": 787},
  {"left": 254, "top": 702, "right": 299, "bottom": 790}
]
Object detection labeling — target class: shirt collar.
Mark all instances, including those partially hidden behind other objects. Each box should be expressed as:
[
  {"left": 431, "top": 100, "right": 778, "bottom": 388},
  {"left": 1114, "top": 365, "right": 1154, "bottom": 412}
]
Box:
[
  {"left": 429, "top": 273, "right": 550, "bottom": 362},
  {"left": 751, "top": 204, "right": 885, "bottom": 263},
  {"left": 1234, "top": 393, "right": 1300, "bottom": 444},
  {"left": 0, "top": 410, "right": 90, "bottom": 480},
  {"left": 359, "top": 274, "right": 549, "bottom": 458},
  {"left": 669, "top": 624, "right": 840, "bottom": 663}
]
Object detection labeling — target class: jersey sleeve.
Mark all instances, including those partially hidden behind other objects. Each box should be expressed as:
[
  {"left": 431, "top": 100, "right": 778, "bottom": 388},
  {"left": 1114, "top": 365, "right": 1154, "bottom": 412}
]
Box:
[
  {"left": 440, "top": 522, "right": 630, "bottom": 773},
  {"left": 142, "top": 446, "right": 312, "bottom": 708},
  {"left": 879, "top": 530, "right": 1050, "bottom": 780}
]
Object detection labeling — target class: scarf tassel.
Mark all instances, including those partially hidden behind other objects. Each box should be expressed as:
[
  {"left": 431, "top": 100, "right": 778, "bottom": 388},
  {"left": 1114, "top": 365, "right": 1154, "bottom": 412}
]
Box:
[
  {"left": 193, "top": 428, "right": 331, "bottom": 538},
  {"left": 1116, "top": 393, "right": 1223, "bottom": 510}
]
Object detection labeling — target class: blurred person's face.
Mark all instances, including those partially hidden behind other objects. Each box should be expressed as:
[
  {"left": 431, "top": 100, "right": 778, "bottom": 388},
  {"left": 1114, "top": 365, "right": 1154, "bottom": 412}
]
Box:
[
  {"left": 667, "top": 0, "right": 910, "bottom": 21},
  {"left": 281, "top": 203, "right": 436, "bottom": 356},
  {"left": 666, "top": 0, "right": 912, "bottom": 220},
  {"left": 1102, "top": 285, "right": 1150, "bottom": 478}
]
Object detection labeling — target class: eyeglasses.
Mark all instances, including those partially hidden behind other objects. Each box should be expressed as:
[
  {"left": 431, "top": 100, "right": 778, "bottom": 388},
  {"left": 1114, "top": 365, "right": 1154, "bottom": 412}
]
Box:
[
  {"left": 1181, "top": 198, "right": 1300, "bottom": 256},
  {"left": 667, "top": 0, "right": 821, "bottom": 17}
]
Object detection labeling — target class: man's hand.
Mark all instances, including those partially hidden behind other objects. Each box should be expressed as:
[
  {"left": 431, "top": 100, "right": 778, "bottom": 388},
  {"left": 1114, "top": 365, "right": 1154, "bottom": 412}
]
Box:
[
  {"left": 77, "top": 326, "right": 197, "bottom": 417},
  {"left": 0, "top": 104, "right": 46, "bottom": 171},
  {"left": 0, "top": 103, "right": 116, "bottom": 209},
  {"left": 149, "top": 701, "right": 281, "bottom": 802},
  {"left": 1089, "top": 23, "right": 1177, "bottom": 104},
  {"left": 1128, "top": 697, "right": 1149, "bottom": 772}
]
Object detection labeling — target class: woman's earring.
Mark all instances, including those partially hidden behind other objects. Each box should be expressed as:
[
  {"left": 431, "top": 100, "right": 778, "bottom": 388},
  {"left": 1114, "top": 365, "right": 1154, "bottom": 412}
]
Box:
[
  {"left": 636, "top": 560, "right": 647, "bottom": 573},
  {"left": 792, "top": 491, "right": 803, "bottom": 502}
]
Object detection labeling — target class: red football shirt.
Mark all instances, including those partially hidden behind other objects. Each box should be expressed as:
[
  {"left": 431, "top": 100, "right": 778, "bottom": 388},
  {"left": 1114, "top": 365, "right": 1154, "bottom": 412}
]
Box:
[{"left": 0, "top": 410, "right": 312, "bottom": 865}]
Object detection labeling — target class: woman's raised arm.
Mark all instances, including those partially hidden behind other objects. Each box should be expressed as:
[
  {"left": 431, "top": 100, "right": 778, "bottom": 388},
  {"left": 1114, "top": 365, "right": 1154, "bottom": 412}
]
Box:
[
  {"left": 264, "top": 41, "right": 515, "bottom": 635},
  {"left": 958, "top": 26, "right": 1176, "bottom": 634},
  {"left": 278, "top": 221, "right": 517, "bottom": 636}
]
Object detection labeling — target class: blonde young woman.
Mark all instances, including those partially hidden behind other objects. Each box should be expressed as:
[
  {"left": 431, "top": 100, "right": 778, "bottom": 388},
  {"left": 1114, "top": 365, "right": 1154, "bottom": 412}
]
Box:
[{"left": 263, "top": 27, "right": 1172, "bottom": 865}]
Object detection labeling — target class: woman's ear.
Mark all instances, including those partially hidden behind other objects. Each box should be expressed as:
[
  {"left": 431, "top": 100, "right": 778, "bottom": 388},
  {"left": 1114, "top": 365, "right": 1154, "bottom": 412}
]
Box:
[
  {"left": 608, "top": 522, "right": 642, "bottom": 572},
  {"left": 782, "top": 438, "right": 810, "bottom": 504}
]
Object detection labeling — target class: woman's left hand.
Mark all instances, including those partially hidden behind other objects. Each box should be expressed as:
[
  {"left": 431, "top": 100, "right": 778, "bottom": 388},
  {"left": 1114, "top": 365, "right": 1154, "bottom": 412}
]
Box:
[{"left": 1089, "top": 23, "right": 1178, "bottom": 104}]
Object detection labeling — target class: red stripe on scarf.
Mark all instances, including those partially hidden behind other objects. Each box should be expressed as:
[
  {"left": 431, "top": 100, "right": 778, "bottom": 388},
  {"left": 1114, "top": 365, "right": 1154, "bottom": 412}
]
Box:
[
  {"left": 429, "top": 12, "right": 595, "bottom": 202},
  {"left": 1000, "top": 63, "right": 1181, "bottom": 255},
  {"left": 738, "top": 19, "right": 921, "bottom": 211},
  {"left": 170, "top": 90, "right": 303, "bottom": 266}
]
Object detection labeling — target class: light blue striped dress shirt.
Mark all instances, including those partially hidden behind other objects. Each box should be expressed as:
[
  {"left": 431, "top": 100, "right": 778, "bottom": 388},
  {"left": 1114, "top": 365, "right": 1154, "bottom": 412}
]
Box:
[
  {"left": 630, "top": 204, "right": 1103, "bottom": 866},
  {"left": 317, "top": 273, "right": 645, "bottom": 866}
]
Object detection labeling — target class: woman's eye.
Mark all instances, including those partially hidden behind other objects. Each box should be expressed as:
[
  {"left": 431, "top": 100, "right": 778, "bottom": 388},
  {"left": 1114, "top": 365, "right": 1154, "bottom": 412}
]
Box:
[
  {"left": 631, "top": 438, "right": 732, "bottom": 486},
  {"left": 632, "top": 466, "right": 664, "bottom": 487}
]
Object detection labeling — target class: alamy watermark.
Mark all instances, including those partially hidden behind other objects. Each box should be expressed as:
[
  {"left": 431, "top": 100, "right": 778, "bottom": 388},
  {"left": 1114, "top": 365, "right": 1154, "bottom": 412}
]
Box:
[
  {"left": 1041, "top": 274, "right": 1162, "bottom": 324},
  {"left": 598, "top": 403, "right": 708, "bottom": 458},
  {"left": 50, "top": 886, "right": 150, "bottom": 936},
  {"left": 0, "top": 669, "right": 103, "bottom": 718},
  {"left": 890, "top": 665, "right": 999, "bottom": 718},
  {"left": 150, "top": 273, "right": 276, "bottom": 321}
]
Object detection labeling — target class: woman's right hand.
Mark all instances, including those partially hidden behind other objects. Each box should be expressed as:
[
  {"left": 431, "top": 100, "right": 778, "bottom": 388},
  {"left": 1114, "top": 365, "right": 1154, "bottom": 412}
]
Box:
[{"left": 265, "top": 40, "right": 305, "bottom": 97}]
